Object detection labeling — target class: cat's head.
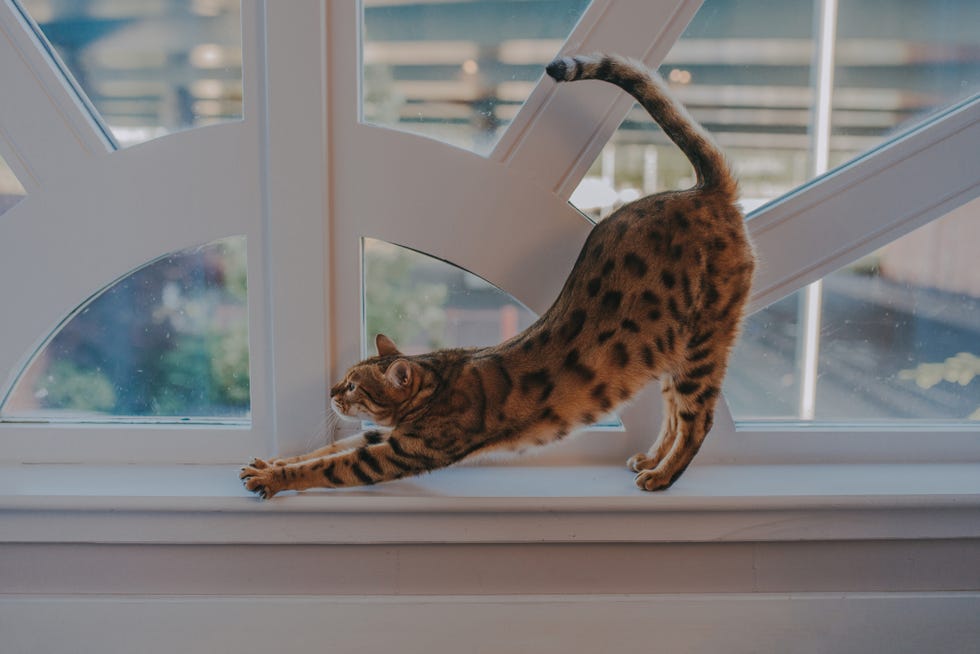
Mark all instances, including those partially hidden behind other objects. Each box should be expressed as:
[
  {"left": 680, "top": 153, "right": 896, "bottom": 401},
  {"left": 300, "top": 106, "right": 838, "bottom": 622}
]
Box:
[{"left": 329, "top": 334, "right": 427, "bottom": 426}]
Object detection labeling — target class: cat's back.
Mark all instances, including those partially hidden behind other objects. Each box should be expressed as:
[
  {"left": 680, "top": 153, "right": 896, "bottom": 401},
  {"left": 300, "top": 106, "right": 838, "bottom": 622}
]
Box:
[{"left": 567, "top": 189, "right": 751, "bottom": 308}]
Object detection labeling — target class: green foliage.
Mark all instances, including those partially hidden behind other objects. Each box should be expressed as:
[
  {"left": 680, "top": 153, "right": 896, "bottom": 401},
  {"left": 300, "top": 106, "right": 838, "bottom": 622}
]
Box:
[
  {"left": 13, "top": 237, "right": 251, "bottom": 419},
  {"left": 154, "top": 333, "right": 213, "bottom": 415},
  {"left": 153, "top": 326, "right": 250, "bottom": 415},
  {"left": 211, "top": 323, "right": 250, "bottom": 406},
  {"left": 218, "top": 238, "right": 248, "bottom": 303},
  {"left": 144, "top": 238, "right": 251, "bottom": 416},
  {"left": 36, "top": 360, "right": 116, "bottom": 413},
  {"left": 364, "top": 244, "right": 448, "bottom": 351}
]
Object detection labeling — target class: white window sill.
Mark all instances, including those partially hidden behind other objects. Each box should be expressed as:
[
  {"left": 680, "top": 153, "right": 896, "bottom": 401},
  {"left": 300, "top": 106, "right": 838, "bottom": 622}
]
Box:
[{"left": 2, "top": 463, "right": 979, "bottom": 545}]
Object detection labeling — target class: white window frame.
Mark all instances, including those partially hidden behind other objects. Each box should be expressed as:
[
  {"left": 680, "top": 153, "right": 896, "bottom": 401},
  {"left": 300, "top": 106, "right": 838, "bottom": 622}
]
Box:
[
  {"left": 0, "top": 0, "right": 329, "bottom": 464},
  {"left": 330, "top": 0, "right": 980, "bottom": 468},
  {"left": 0, "top": 0, "right": 977, "bottom": 471}
]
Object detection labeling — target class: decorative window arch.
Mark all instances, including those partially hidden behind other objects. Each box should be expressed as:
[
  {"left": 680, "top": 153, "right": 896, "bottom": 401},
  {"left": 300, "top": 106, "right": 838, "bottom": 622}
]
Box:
[
  {"left": 330, "top": 0, "right": 980, "bottom": 465},
  {"left": 0, "top": 0, "right": 326, "bottom": 463},
  {"left": 0, "top": 0, "right": 977, "bottom": 468}
]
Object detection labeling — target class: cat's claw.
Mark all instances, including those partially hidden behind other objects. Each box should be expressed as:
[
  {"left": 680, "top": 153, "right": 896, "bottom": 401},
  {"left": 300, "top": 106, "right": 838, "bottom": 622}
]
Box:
[
  {"left": 247, "top": 456, "right": 288, "bottom": 468},
  {"left": 240, "top": 462, "right": 281, "bottom": 499}
]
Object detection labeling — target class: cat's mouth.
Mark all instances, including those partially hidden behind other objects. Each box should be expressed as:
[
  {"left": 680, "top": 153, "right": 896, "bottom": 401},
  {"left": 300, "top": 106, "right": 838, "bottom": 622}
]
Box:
[
  {"left": 330, "top": 398, "right": 353, "bottom": 419},
  {"left": 331, "top": 398, "right": 374, "bottom": 424}
]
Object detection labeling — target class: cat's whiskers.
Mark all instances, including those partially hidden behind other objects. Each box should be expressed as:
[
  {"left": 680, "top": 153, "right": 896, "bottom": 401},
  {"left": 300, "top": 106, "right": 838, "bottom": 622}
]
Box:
[{"left": 304, "top": 409, "right": 343, "bottom": 451}]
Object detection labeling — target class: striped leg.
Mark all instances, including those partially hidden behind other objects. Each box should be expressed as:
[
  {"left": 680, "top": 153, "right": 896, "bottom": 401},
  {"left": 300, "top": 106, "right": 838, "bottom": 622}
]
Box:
[
  {"left": 633, "top": 364, "right": 725, "bottom": 491},
  {"left": 627, "top": 378, "right": 680, "bottom": 472},
  {"left": 258, "top": 430, "right": 389, "bottom": 466},
  {"left": 240, "top": 428, "right": 454, "bottom": 499}
]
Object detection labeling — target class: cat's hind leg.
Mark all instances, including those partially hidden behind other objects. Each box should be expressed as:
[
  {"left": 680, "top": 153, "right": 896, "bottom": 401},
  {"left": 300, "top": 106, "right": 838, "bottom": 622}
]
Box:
[
  {"left": 632, "top": 361, "right": 724, "bottom": 491},
  {"left": 627, "top": 379, "right": 679, "bottom": 473}
]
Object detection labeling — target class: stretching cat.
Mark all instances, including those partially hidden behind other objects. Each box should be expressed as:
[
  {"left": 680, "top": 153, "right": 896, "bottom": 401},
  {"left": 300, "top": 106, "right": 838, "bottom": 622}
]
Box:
[{"left": 241, "top": 53, "right": 755, "bottom": 499}]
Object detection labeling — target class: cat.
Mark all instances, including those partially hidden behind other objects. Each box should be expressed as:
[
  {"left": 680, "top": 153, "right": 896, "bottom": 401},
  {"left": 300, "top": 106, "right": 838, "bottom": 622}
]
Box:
[{"left": 241, "top": 53, "right": 755, "bottom": 499}]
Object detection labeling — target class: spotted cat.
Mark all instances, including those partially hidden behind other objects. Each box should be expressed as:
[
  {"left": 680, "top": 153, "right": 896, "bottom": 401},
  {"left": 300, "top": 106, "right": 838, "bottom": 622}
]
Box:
[{"left": 242, "top": 53, "right": 755, "bottom": 499}]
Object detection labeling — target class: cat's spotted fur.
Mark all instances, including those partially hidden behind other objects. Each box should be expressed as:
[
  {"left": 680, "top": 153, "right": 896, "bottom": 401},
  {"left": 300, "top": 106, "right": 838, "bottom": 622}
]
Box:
[{"left": 242, "top": 54, "right": 755, "bottom": 499}]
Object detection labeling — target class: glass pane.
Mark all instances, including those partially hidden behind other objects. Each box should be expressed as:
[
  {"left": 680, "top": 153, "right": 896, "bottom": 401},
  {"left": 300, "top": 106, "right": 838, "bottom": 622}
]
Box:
[
  {"left": 726, "top": 201, "right": 980, "bottom": 422},
  {"left": 572, "top": 0, "right": 979, "bottom": 220},
  {"left": 363, "top": 238, "right": 536, "bottom": 354},
  {"left": 0, "top": 151, "right": 26, "bottom": 216},
  {"left": 17, "top": 0, "right": 243, "bottom": 147},
  {"left": 0, "top": 237, "right": 250, "bottom": 422},
  {"left": 572, "top": 0, "right": 815, "bottom": 219},
  {"left": 831, "top": 0, "right": 980, "bottom": 166},
  {"left": 361, "top": 0, "right": 590, "bottom": 155}
]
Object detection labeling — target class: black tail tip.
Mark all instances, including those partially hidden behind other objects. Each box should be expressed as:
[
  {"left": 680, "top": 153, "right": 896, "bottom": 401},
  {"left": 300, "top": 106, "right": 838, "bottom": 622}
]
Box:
[{"left": 545, "top": 57, "right": 571, "bottom": 82}]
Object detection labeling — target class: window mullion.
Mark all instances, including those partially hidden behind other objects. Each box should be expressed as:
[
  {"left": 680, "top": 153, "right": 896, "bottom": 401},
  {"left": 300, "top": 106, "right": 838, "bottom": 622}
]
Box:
[
  {"left": 798, "top": 0, "right": 839, "bottom": 420},
  {"left": 259, "top": 1, "right": 331, "bottom": 457},
  {"left": 492, "top": 0, "right": 703, "bottom": 197},
  {"left": 0, "top": 2, "right": 110, "bottom": 185},
  {"left": 746, "top": 98, "right": 980, "bottom": 315}
]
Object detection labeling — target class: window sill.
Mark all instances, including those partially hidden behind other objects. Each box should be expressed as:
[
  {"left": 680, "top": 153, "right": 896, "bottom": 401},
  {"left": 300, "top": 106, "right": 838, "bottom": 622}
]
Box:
[{"left": 2, "top": 463, "right": 979, "bottom": 545}]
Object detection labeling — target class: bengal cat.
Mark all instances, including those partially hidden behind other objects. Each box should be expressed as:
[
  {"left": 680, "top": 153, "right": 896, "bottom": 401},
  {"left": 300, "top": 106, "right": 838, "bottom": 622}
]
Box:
[{"left": 241, "top": 54, "right": 755, "bottom": 499}]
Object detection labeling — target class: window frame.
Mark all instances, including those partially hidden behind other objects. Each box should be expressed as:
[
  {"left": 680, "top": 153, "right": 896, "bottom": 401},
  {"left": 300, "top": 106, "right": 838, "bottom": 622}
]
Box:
[
  {"left": 0, "top": 0, "right": 330, "bottom": 464},
  {"left": 1, "top": 10, "right": 977, "bottom": 646},
  {"left": 0, "top": 0, "right": 976, "bottom": 469},
  {"left": 331, "top": 0, "right": 980, "bottom": 467}
]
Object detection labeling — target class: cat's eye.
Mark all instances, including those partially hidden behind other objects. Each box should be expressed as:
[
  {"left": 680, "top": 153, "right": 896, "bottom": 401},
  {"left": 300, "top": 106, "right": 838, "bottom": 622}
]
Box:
[{"left": 346, "top": 382, "right": 356, "bottom": 393}]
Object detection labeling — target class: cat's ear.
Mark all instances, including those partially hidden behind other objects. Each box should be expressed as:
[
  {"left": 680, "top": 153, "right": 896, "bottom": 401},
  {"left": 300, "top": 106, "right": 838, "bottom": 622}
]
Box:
[
  {"left": 385, "top": 359, "right": 414, "bottom": 389},
  {"left": 375, "top": 333, "right": 401, "bottom": 357}
]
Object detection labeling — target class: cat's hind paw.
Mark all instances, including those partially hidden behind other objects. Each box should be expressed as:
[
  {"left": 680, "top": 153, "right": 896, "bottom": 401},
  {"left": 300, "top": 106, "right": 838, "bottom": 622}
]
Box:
[
  {"left": 634, "top": 469, "right": 673, "bottom": 492},
  {"left": 627, "top": 452, "right": 658, "bottom": 472}
]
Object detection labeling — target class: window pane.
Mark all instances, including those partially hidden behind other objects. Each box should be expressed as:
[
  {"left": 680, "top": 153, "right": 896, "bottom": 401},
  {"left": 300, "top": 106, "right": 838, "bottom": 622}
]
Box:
[
  {"left": 361, "top": 0, "right": 590, "bottom": 156},
  {"left": 0, "top": 237, "right": 250, "bottom": 422},
  {"left": 363, "top": 238, "right": 536, "bottom": 354},
  {"left": 572, "top": 0, "right": 979, "bottom": 220},
  {"left": 726, "top": 201, "right": 980, "bottom": 422},
  {"left": 0, "top": 150, "right": 26, "bottom": 216},
  {"left": 831, "top": 0, "right": 980, "bottom": 166},
  {"left": 17, "top": 0, "right": 243, "bottom": 147},
  {"left": 572, "top": 0, "right": 815, "bottom": 219}
]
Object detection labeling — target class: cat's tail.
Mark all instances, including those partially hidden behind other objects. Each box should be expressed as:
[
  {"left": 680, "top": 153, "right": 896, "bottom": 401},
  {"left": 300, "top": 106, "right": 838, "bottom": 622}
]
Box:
[{"left": 546, "top": 53, "right": 736, "bottom": 200}]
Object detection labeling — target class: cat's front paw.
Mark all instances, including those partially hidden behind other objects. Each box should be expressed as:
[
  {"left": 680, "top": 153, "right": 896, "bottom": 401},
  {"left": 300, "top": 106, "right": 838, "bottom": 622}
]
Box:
[
  {"left": 246, "top": 457, "right": 270, "bottom": 469},
  {"left": 240, "top": 461, "right": 282, "bottom": 500}
]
